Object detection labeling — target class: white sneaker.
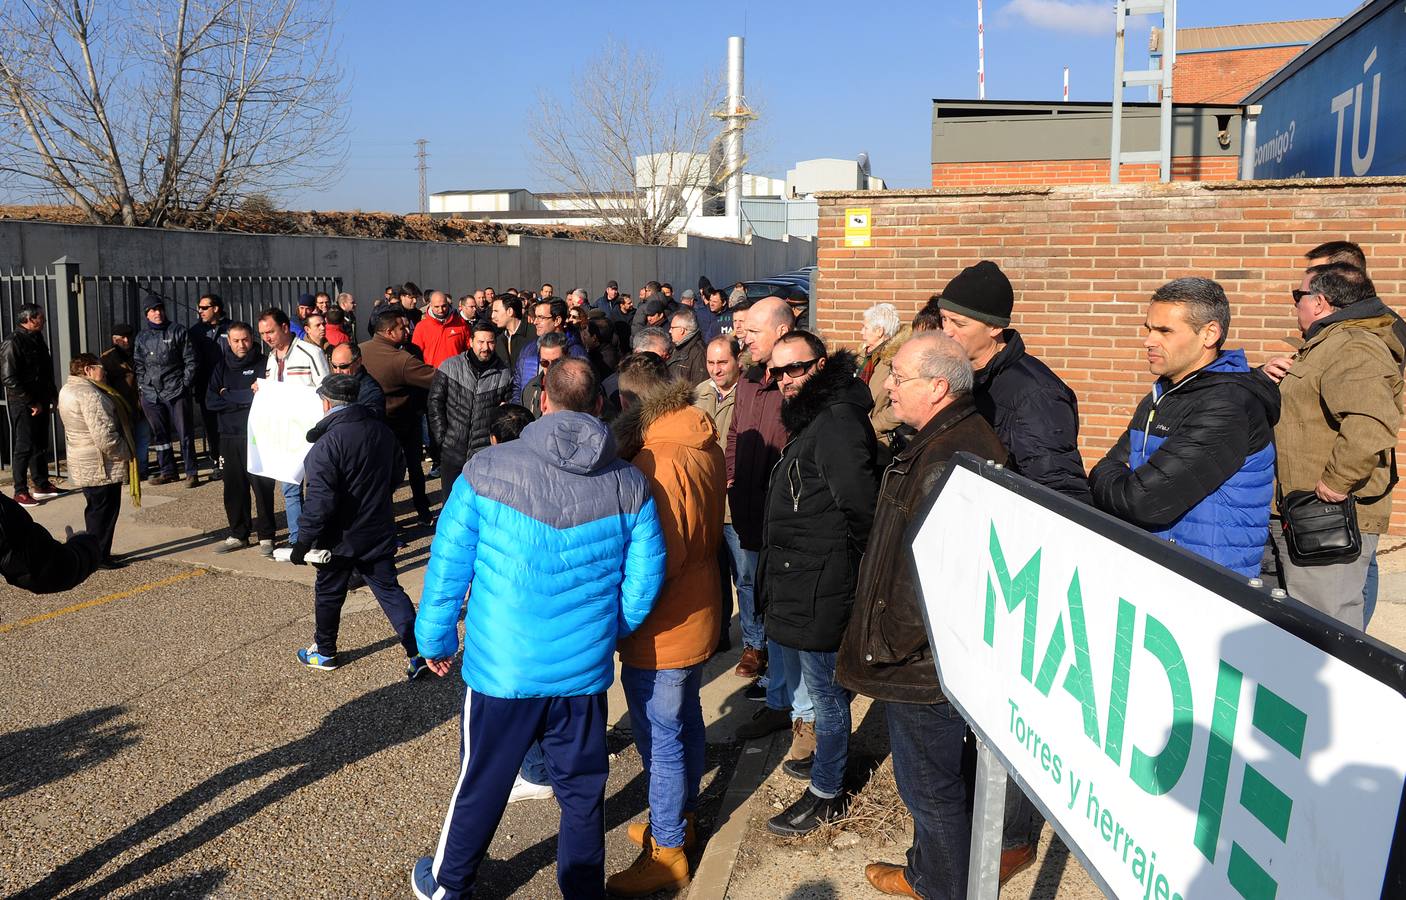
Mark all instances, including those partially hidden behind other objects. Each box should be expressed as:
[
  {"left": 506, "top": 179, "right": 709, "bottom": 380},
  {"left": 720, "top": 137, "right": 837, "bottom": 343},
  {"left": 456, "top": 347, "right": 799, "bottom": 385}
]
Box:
[
  {"left": 507, "top": 774, "right": 553, "bottom": 804},
  {"left": 214, "top": 537, "right": 246, "bottom": 554},
  {"left": 259, "top": 540, "right": 275, "bottom": 558}
]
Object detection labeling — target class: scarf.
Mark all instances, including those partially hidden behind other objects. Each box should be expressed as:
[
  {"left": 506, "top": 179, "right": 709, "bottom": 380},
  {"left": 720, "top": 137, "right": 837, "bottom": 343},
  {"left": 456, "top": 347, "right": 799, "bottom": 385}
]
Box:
[{"left": 90, "top": 378, "right": 142, "bottom": 508}]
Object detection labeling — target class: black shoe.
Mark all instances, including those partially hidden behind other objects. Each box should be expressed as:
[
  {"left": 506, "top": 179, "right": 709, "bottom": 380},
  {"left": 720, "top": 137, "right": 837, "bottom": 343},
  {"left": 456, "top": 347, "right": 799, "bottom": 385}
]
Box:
[
  {"left": 781, "top": 756, "right": 814, "bottom": 781},
  {"left": 767, "top": 789, "right": 845, "bottom": 837},
  {"left": 416, "top": 513, "right": 434, "bottom": 528},
  {"left": 743, "top": 681, "right": 767, "bottom": 703},
  {"left": 98, "top": 557, "right": 127, "bottom": 570},
  {"left": 347, "top": 571, "right": 366, "bottom": 591}
]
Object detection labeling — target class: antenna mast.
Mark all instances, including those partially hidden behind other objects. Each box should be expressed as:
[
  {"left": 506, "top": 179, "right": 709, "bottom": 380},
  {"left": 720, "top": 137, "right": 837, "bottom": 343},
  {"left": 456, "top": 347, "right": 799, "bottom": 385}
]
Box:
[{"left": 415, "top": 138, "right": 429, "bottom": 215}]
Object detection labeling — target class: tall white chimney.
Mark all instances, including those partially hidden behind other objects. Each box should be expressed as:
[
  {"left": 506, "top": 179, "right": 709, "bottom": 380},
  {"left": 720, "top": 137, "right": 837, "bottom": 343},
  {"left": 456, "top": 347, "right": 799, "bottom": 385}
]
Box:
[{"left": 724, "top": 36, "right": 745, "bottom": 226}]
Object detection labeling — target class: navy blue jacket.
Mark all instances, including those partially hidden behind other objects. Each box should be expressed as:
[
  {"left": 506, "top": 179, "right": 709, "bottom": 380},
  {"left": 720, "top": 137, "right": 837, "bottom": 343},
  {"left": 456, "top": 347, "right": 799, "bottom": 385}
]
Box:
[
  {"left": 204, "top": 345, "right": 266, "bottom": 435},
  {"left": 354, "top": 370, "right": 386, "bottom": 418},
  {"left": 1090, "top": 350, "right": 1280, "bottom": 577},
  {"left": 297, "top": 404, "right": 404, "bottom": 561},
  {"left": 134, "top": 321, "right": 197, "bottom": 403},
  {"left": 512, "top": 330, "right": 587, "bottom": 403}
]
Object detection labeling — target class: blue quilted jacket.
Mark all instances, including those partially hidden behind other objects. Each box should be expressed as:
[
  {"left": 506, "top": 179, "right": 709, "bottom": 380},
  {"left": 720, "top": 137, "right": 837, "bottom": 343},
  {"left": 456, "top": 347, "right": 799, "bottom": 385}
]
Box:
[
  {"left": 415, "top": 411, "right": 666, "bottom": 698},
  {"left": 1091, "top": 349, "right": 1279, "bottom": 577}
]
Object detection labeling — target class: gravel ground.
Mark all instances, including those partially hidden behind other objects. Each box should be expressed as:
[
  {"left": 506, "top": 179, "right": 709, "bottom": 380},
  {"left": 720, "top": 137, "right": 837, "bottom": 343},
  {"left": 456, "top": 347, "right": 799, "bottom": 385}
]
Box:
[{"left": 1, "top": 471, "right": 745, "bottom": 899}]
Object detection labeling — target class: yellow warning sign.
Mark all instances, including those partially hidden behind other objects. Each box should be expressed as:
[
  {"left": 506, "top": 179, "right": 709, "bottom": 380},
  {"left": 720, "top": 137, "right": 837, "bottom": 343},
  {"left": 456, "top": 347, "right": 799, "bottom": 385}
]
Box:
[{"left": 844, "top": 207, "right": 872, "bottom": 248}]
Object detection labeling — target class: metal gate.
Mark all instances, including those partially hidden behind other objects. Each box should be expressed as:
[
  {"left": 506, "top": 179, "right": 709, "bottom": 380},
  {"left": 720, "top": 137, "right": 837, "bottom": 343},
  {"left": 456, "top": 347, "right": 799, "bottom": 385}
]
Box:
[{"left": 2, "top": 258, "right": 340, "bottom": 475}]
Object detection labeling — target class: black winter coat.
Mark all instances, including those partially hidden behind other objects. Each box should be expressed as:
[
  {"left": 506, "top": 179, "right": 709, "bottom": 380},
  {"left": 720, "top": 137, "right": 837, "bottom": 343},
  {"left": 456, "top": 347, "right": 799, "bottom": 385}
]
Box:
[
  {"left": 974, "top": 330, "right": 1090, "bottom": 502},
  {"left": 354, "top": 370, "right": 386, "bottom": 419},
  {"left": 836, "top": 399, "right": 1008, "bottom": 704},
  {"left": 1, "top": 328, "right": 56, "bottom": 407},
  {"left": 428, "top": 352, "right": 513, "bottom": 478},
  {"left": 134, "top": 322, "right": 197, "bottom": 403},
  {"left": 759, "top": 352, "right": 880, "bottom": 651},
  {"left": 204, "top": 345, "right": 266, "bottom": 435},
  {"left": 189, "top": 319, "right": 231, "bottom": 388},
  {"left": 1, "top": 492, "right": 100, "bottom": 594},
  {"left": 297, "top": 404, "right": 404, "bottom": 562},
  {"left": 669, "top": 332, "right": 708, "bottom": 386}
]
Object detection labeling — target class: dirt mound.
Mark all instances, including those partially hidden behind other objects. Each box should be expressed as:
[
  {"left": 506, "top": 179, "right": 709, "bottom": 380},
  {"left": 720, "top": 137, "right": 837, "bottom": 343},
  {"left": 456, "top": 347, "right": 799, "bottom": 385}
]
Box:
[{"left": 0, "top": 205, "right": 611, "bottom": 244}]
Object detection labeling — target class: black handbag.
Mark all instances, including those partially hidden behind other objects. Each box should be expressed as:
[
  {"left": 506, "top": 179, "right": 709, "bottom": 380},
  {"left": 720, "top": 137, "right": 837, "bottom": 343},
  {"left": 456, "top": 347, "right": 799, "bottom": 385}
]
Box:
[{"left": 1279, "top": 490, "right": 1361, "bottom": 566}]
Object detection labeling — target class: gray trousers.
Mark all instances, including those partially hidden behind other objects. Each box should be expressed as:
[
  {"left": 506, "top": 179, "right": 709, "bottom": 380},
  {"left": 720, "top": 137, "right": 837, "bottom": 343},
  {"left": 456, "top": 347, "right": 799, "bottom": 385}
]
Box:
[{"left": 1268, "top": 523, "right": 1378, "bottom": 631}]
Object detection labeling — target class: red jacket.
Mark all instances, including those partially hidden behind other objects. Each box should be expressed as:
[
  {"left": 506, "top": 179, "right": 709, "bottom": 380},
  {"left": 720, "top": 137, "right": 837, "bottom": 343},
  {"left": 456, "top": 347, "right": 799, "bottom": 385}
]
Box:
[
  {"left": 411, "top": 312, "right": 469, "bottom": 368},
  {"left": 725, "top": 364, "right": 786, "bottom": 551},
  {"left": 325, "top": 323, "right": 350, "bottom": 347}
]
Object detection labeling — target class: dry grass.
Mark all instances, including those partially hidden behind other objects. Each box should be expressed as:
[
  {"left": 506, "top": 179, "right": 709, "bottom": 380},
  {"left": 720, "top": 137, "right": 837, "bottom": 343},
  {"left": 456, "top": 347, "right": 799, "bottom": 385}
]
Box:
[{"left": 806, "top": 755, "right": 912, "bottom": 848}]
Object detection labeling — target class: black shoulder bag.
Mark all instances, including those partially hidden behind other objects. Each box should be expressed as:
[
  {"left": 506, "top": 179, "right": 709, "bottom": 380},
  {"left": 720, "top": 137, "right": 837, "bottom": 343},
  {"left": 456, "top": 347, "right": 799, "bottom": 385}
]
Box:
[{"left": 1280, "top": 452, "right": 1397, "bottom": 567}]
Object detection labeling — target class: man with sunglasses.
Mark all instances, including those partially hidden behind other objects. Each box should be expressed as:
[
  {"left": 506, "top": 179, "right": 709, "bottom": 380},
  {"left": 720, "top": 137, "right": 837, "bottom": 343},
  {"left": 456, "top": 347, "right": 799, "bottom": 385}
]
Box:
[
  {"left": 328, "top": 342, "right": 385, "bottom": 419},
  {"left": 1261, "top": 261, "right": 1404, "bottom": 630},
  {"left": 760, "top": 329, "right": 880, "bottom": 837},
  {"left": 191, "top": 293, "right": 231, "bottom": 478}
]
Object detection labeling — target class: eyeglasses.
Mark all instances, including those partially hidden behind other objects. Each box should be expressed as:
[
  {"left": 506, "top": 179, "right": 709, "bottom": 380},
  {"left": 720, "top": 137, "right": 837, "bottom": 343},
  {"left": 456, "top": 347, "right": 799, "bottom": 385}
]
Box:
[
  {"left": 1291, "top": 289, "right": 1314, "bottom": 304},
  {"left": 769, "top": 358, "right": 819, "bottom": 380},
  {"left": 889, "top": 370, "right": 934, "bottom": 388},
  {"left": 197, "top": 305, "right": 214, "bottom": 311},
  {"left": 331, "top": 363, "right": 354, "bottom": 371}
]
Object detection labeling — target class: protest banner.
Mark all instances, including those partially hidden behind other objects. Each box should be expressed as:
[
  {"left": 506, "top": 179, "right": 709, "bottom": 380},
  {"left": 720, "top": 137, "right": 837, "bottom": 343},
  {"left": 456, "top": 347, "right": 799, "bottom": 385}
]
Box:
[
  {"left": 913, "top": 454, "right": 1406, "bottom": 900},
  {"left": 246, "top": 379, "right": 324, "bottom": 484}
]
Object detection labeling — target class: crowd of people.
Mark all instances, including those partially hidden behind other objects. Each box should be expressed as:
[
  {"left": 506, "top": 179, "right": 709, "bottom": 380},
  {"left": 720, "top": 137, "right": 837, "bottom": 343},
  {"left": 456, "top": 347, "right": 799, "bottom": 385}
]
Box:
[{"left": 2, "top": 239, "right": 1400, "bottom": 899}]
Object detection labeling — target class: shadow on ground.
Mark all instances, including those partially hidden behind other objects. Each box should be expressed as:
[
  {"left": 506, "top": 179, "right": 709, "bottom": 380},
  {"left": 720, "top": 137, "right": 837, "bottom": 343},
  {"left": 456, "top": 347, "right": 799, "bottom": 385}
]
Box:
[{"left": 0, "top": 705, "right": 139, "bottom": 802}]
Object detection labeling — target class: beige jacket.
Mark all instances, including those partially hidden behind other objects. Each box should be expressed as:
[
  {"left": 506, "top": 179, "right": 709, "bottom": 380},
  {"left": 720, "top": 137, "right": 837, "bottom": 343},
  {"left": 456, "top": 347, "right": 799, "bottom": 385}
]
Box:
[
  {"left": 694, "top": 377, "right": 736, "bottom": 524},
  {"left": 59, "top": 375, "right": 129, "bottom": 488},
  {"left": 1275, "top": 313, "right": 1405, "bottom": 533},
  {"left": 862, "top": 327, "right": 909, "bottom": 445}
]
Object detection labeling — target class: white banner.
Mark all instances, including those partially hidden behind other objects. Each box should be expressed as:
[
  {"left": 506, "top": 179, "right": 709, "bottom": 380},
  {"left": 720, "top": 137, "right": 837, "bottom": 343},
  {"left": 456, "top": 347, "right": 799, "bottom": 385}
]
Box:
[
  {"left": 915, "top": 457, "right": 1406, "bottom": 900},
  {"left": 246, "top": 379, "right": 324, "bottom": 484}
]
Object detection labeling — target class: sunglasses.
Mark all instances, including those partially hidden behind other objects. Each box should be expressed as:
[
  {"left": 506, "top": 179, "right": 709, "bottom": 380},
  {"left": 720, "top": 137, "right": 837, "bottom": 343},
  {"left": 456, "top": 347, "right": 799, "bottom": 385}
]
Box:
[
  {"left": 769, "top": 358, "right": 819, "bottom": 380},
  {"left": 1291, "top": 289, "right": 1314, "bottom": 304},
  {"left": 331, "top": 363, "right": 353, "bottom": 371},
  {"left": 197, "top": 304, "right": 214, "bottom": 311}
]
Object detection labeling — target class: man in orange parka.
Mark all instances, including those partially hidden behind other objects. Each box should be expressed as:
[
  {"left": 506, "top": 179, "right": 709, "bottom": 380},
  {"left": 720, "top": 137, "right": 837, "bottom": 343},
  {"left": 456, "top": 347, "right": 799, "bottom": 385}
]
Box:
[
  {"left": 411, "top": 290, "right": 469, "bottom": 368},
  {"left": 607, "top": 352, "right": 725, "bottom": 897}
]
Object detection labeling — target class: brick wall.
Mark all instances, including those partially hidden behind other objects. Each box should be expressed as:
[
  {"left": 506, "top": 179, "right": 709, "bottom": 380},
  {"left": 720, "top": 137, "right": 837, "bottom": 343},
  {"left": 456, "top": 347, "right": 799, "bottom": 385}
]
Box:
[
  {"left": 932, "top": 156, "right": 1239, "bottom": 188},
  {"left": 1172, "top": 46, "right": 1305, "bottom": 104},
  {"left": 813, "top": 180, "right": 1406, "bottom": 533}
]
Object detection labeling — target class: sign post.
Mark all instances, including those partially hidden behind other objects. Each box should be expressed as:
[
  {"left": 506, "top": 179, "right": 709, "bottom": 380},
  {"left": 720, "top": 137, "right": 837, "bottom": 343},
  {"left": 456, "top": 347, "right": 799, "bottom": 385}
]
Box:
[{"left": 913, "top": 454, "right": 1406, "bottom": 900}]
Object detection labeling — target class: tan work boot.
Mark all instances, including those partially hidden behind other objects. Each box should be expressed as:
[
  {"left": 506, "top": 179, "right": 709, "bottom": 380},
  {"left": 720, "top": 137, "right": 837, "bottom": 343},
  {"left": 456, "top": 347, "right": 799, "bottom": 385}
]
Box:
[
  {"left": 606, "top": 832, "right": 690, "bottom": 897},
  {"left": 865, "top": 862, "right": 920, "bottom": 897},
  {"left": 627, "top": 811, "right": 697, "bottom": 849},
  {"left": 788, "top": 718, "right": 816, "bottom": 761}
]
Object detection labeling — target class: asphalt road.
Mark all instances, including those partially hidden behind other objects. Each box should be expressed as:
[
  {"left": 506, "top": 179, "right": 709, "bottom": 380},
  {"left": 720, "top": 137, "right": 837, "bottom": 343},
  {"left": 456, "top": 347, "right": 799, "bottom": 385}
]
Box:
[{"left": 1, "top": 477, "right": 750, "bottom": 899}]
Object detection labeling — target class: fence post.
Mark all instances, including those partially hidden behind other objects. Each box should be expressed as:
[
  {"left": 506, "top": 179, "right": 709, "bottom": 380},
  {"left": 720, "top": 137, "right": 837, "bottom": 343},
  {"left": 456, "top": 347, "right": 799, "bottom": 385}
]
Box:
[{"left": 50, "top": 257, "right": 83, "bottom": 373}]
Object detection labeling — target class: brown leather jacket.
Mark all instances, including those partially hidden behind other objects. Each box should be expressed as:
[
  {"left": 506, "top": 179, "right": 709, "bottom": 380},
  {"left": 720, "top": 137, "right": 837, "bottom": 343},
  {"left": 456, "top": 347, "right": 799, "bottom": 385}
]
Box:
[
  {"left": 836, "top": 398, "right": 1007, "bottom": 705},
  {"left": 724, "top": 364, "right": 786, "bottom": 551}
]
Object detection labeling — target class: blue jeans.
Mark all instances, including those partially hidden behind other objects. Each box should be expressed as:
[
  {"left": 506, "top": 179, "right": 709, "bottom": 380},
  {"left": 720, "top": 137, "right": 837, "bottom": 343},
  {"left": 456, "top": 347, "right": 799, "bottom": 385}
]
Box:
[
  {"left": 521, "top": 741, "right": 549, "bottom": 784},
  {"left": 794, "top": 649, "right": 850, "bottom": 797},
  {"left": 620, "top": 663, "right": 706, "bottom": 848},
  {"left": 281, "top": 480, "right": 303, "bottom": 544},
  {"left": 765, "top": 638, "right": 814, "bottom": 722},
  {"left": 888, "top": 700, "right": 971, "bottom": 900},
  {"left": 729, "top": 533, "right": 764, "bottom": 649},
  {"left": 134, "top": 417, "right": 151, "bottom": 478},
  {"left": 1364, "top": 552, "right": 1379, "bottom": 626}
]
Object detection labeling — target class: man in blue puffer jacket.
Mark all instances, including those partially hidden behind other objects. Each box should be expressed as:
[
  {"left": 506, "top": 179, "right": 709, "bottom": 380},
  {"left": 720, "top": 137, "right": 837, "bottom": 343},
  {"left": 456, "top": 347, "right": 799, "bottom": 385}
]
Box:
[
  {"left": 1091, "top": 277, "right": 1280, "bottom": 578},
  {"left": 411, "top": 356, "right": 666, "bottom": 900}
]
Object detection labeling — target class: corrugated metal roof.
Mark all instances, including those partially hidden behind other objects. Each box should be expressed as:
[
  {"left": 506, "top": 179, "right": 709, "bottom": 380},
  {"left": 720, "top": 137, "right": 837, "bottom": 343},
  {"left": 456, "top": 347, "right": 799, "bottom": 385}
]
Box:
[{"left": 1150, "top": 18, "right": 1339, "bottom": 53}]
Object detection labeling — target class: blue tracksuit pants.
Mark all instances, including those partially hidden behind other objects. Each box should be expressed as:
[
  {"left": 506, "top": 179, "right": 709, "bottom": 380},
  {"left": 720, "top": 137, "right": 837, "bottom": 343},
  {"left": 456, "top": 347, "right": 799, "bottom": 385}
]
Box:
[{"left": 429, "top": 687, "right": 609, "bottom": 899}]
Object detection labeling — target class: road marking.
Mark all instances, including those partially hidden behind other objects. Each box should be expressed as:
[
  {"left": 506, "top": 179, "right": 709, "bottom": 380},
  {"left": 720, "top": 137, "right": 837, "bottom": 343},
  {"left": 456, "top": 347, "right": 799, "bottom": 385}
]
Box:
[{"left": 0, "top": 568, "right": 209, "bottom": 635}]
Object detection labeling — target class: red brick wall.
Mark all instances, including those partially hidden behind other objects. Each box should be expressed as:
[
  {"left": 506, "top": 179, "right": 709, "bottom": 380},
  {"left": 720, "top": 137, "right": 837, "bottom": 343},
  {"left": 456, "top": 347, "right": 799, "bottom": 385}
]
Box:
[
  {"left": 1172, "top": 46, "right": 1305, "bottom": 104},
  {"left": 813, "top": 181, "right": 1406, "bottom": 533},
  {"left": 932, "top": 156, "right": 1240, "bottom": 189}
]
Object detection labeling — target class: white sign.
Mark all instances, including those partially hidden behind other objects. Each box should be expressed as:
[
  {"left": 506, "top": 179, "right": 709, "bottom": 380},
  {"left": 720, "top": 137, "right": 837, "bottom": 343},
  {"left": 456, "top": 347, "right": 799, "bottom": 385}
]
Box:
[
  {"left": 915, "top": 458, "right": 1406, "bottom": 900},
  {"left": 246, "top": 379, "right": 324, "bottom": 484}
]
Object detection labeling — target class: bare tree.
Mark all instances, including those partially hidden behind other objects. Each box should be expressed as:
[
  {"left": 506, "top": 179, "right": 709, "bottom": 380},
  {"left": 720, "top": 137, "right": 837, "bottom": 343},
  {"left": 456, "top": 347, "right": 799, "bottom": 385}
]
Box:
[
  {"left": 530, "top": 40, "right": 722, "bottom": 245},
  {"left": 0, "top": 0, "right": 347, "bottom": 226}
]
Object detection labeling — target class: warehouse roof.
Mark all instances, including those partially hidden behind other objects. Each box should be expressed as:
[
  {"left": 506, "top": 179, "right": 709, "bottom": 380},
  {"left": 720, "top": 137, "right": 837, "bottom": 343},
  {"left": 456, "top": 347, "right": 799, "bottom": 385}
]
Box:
[{"left": 1150, "top": 17, "right": 1339, "bottom": 53}]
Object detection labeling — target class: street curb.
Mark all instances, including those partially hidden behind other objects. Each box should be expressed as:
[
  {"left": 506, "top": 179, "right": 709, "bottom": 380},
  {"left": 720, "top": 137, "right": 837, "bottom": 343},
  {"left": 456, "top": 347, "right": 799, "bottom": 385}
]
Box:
[{"left": 689, "top": 731, "right": 781, "bottom": 900}]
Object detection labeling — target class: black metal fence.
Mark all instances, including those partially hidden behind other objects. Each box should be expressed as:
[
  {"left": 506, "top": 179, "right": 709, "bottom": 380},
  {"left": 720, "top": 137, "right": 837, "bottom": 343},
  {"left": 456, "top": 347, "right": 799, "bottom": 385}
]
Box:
[{"left": 2, "top": 259, "right": 340, "bottom": 475}]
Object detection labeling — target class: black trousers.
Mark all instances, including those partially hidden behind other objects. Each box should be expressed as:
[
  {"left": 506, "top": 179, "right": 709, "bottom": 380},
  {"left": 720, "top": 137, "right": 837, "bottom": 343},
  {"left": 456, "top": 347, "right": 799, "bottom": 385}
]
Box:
[
  {"left": 83, "top": 482, "right": 122, "bottom": 560},
  {"left": 313, "top": 555, "right": 418, "bottom": 658},
  {"left": 196, "top": 385, "right": 220, "bottom": 464},
  {"left": 391, "top": 418, "right": 431, "bottom": 519},
  {"left": 8, "top": 406, "right": 51, "bottom": 490},
  {"left": 221, "top": 433, "right": 275, "bottom": 541}
]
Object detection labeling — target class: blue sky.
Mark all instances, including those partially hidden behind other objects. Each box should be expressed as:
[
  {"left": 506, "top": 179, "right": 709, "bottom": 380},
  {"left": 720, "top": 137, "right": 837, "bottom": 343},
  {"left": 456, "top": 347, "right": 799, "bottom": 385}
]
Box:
[{"left": 304, "top": 0, "right": 1358, "bottom": 211}]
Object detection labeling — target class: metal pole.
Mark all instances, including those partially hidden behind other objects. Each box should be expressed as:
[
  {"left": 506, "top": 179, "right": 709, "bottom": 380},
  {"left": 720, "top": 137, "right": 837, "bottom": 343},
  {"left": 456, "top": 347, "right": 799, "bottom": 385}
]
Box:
[
  {"left": 1063, "top": 66, "right": 1069, "bottom": 102},
  {"left": 1241, "top": 104, "right": 1262, "bottom": 180},
  {"left": 977, "top": 0, "right": 986, "bottom": 100},
  {"left": 966, "top": 740, "right": 1007, "bottom": 899},
  {"left": 1110, "top": 2, "right": 1126, "bottom": 183},
  {"left": 725, "top": 36, "right": 745, "bottom": 238},
  {"left": 1158, "top": 0, "right": 1177, "bottom": 182}
]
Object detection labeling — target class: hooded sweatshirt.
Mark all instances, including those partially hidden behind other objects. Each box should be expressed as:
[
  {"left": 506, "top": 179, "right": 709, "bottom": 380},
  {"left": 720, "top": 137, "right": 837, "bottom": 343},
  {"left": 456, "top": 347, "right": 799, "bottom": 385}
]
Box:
[
  {"left": 613, "top": 380, "right": 726, "bottom": 670},
  {"left": 1091, "top": 349, "right": 1281, "bottom": 576}
]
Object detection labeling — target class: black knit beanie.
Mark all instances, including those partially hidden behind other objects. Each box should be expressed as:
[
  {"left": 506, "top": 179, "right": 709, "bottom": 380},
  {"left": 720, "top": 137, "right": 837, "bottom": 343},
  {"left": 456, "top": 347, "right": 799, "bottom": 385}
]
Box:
[{"left": 937, "top": 261, "right": 1014, "bottom": 327}]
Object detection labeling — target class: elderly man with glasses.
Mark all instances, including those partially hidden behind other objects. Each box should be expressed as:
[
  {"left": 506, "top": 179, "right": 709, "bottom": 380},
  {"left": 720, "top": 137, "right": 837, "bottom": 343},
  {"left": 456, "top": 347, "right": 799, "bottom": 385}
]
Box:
[{"left": 329, "top": 342, "right": 385, "bottom": 419}]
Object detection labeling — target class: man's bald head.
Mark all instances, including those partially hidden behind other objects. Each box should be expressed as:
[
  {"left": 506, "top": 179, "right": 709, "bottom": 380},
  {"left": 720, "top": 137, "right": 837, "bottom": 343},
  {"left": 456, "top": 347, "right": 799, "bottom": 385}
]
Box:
[
  {"left": 541, "top": 357, "right": 599, "bottom": 414},
  {"left": 741, "top": 297, "right": 794, "bottom": 365}
]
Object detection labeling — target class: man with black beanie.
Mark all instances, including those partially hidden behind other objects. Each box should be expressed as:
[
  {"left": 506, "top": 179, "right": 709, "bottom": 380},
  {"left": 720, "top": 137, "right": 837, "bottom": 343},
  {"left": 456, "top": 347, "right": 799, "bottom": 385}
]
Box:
[{"left": 936, "top": 259, "right": 1090, "bottom": 883}]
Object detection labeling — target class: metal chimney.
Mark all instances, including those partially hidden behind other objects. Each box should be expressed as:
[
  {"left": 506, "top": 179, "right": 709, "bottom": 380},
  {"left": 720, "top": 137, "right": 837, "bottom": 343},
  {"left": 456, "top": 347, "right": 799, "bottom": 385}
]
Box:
[{"left": 724, "top": 36, "right": 745, "bottom": 225}]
